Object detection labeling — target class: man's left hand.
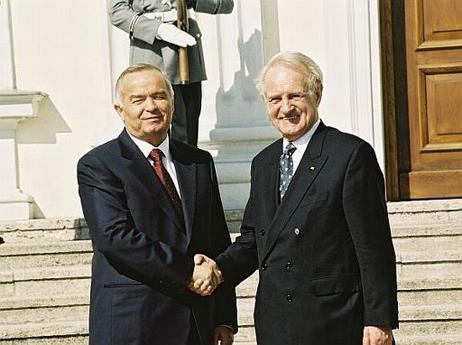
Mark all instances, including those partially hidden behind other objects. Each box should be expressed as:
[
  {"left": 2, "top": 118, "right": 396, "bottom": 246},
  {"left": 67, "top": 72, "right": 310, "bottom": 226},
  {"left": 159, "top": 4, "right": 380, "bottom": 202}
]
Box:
[
  {"left": 363, "top": 326, "right": 393, "bottom": 345},
  {"left": 214, "top": 326, "right": 234, "bottom": 345}
]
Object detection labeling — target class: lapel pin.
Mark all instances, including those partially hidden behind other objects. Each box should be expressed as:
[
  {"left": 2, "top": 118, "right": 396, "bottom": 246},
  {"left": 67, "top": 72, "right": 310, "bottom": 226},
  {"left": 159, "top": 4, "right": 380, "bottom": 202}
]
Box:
[{"left": 309, "top": 166, "right": 315, "bottom": 171}]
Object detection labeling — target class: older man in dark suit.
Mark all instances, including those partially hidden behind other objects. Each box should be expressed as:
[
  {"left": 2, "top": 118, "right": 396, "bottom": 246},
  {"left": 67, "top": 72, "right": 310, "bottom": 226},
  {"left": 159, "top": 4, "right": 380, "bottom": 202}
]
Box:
[
  {"left": 192, "top": 51, "right": 398, "bottom": 345},
  {"left": 77, "top": 63, "right": 236, "bottom": 345}
]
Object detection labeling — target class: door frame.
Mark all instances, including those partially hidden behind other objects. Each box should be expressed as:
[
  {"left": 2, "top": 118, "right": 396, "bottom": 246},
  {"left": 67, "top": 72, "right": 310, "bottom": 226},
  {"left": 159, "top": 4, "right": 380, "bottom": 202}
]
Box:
[{"left": 380, "top": 0, "right": 411, "bottom": 201}]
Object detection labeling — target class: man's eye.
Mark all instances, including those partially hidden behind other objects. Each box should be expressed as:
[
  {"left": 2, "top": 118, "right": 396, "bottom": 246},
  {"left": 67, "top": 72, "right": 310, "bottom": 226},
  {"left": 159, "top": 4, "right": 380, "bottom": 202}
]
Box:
[
  {"left": 268, "top": 97, "right": 281, "bottom": 104},
  {"left": 132, "top": 99, "right": 144, "bottom": 104},
  {"left": 290, "top": 94, "right": 304, "bottom": 101},
  {"left": 154, "top": 95, "right": 167, "bottom": 100}
]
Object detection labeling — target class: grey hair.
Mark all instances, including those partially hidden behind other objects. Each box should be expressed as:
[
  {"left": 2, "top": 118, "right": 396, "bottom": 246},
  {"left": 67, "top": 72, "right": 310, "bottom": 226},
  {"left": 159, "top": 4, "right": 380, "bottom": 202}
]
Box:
[
  {"left": 255, "top": 51, "right": 323, "bottom": 98},
  {"left": 114, "top": 63, "right": 174, "bottom": 104}
]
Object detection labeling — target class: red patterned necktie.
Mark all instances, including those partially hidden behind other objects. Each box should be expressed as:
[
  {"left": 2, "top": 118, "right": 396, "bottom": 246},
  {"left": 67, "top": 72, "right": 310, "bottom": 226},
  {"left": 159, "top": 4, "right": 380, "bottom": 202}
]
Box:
[{"left": 149, "top": 149, "right": 185, "bottom": 228}]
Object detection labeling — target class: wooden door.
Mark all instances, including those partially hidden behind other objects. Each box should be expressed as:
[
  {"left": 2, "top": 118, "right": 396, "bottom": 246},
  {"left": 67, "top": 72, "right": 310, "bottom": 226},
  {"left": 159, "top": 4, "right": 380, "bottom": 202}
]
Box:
[{"left": 402, "top": 0, "right": 462, "bottom": 198}]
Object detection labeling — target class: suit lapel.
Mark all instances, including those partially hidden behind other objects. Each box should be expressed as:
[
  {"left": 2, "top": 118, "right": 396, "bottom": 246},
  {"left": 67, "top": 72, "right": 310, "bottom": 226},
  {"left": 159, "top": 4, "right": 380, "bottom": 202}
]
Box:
[
  {"left": 118, "top": 130, "right": 184, "bottom": 230},
  {"left": 261, "top": 141, "right": 282, "bottom": 223},
  {"left": 170, "top": 141, "right": 196, "bottom": 245},
  {"left": 262, "top": 122, "right": 329, "bottom": 260}
]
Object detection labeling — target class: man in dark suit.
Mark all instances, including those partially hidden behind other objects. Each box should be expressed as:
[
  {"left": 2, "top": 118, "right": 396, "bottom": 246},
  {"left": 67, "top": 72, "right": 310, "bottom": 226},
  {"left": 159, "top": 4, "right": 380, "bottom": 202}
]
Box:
[
  {"left": 77, "top": 63, "right": 236, "bottom": 345},
  {"left": 192, "top": 52, "right": 398, "bottom": 345}
]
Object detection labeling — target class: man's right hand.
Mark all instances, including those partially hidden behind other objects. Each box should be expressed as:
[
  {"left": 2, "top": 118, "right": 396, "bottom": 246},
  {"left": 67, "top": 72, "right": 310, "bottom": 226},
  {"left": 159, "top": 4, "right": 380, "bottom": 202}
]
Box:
[
  {"left": 189, "top": 254, "right": 223, "bottom": 296},
  {"left": 156, "top": 23, "right": 196, "bottom": 47}
]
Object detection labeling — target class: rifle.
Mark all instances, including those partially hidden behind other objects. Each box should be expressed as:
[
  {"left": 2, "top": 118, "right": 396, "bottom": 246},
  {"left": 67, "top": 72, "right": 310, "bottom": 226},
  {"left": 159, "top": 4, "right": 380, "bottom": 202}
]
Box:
[{"left": 176, "top": 0, "right": 189, "bottom": 84}]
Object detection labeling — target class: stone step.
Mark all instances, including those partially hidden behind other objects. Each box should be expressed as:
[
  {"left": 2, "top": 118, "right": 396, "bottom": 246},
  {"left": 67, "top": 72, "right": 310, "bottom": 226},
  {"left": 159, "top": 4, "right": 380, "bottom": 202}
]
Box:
[
  {"left": 387, "top": 199, "right": 462, "bottom": 228},
  {"left": 0, "top": 265, "right": 91, "bottom": 298},
  {"left": 0, "top": 241, "right": 93, "bottom": 270},
  {"left": 399, "top": 288, "right": 462, "bottom": 306},
  {"left": 391, "top": 222, "right": 462, "bottom": 238},
  {"left": 399, "top": 304, "right": 462, "bottom": 321},
  {"left": 0, "top": 320, "right": 88, "bottom": 345},
  {"left": 0, "top": 295, "right": 89, "bottom": 326},
  {"left": 394, "top": 235, "right": 462, "bottom": 262},
  {"left": 0, "top": 218, "right": 88, "bottom": 243},
  {"left": 397, "top": 261, "right": 462, "bottom": 281},
  {"left": 0, "top": 337, "right": 87, "bottom": 345},
  {"left": 396, "top": 320, "right": 462, "bottom": 337},
  {"left": 393, "top": 333, "right": 462, "bottom": 345}
]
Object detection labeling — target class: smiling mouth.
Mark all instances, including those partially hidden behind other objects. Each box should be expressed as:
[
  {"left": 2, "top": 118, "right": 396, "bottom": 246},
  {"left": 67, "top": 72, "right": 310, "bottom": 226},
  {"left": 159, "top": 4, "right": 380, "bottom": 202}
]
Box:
[
  {"left": 143, "top": 116, "right": 163, "bottom": 121},
  {"left": 280, "top": 114, "right": 300, "bottom": 121}
]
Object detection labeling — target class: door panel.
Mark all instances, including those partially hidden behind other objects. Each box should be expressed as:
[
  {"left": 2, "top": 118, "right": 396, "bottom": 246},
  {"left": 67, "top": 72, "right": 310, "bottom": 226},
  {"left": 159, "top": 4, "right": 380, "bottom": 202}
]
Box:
[
  {"left": 423, "top": 0, "right": 462, "bottom": 42},
  {"left": 402, "top": 0, "right": 462, "bottom": 198}
]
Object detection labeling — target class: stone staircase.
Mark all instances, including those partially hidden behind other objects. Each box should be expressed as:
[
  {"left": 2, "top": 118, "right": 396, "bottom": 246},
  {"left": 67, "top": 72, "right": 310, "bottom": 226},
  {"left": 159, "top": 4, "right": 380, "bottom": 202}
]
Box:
[{"left": 0, "top": 200, "right": 461, "bottom": 344}]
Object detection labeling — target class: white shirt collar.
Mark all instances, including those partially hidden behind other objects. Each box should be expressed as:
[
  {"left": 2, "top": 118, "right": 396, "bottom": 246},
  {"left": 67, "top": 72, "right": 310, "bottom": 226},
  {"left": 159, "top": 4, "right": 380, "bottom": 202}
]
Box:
[
  {"left": 282, "top": 118, "right": 321, "bottom": 151},
  {"left": 126, "top": 131, "right": 172, "bottom": 161},
  {"left": 282, "top": 119, "right": 321, "bottom": 173}
]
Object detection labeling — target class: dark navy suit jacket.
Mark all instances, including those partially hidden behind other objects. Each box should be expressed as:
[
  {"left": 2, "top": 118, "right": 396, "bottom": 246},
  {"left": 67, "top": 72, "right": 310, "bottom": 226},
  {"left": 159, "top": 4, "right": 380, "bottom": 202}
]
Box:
[
  {"left": 77, "top": 129, "right": 237, "bottom": 345},
  {"left": 217, "top": 122, "right": 398, "bottom": 345}
]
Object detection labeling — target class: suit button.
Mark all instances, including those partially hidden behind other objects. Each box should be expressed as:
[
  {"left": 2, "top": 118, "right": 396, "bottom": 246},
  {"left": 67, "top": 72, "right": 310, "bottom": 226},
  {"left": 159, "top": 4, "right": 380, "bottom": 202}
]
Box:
[
  {"left": 294, "top": 228, "right": 300, "bottom": 236},
  {"left": 159, "top": 280, "right": 163, "bottom": 285},
  {"left": 285, "top": 262, "right": 293, "bottom": 271},
  {"left": 261, "top": 263, "right": 268, "bottom": 271},
  {"left": 259, "top": 229, "right": 266, "bottom": 236},
  {"left": 286, "top": 294, "right": 293, "bottom": 302}
]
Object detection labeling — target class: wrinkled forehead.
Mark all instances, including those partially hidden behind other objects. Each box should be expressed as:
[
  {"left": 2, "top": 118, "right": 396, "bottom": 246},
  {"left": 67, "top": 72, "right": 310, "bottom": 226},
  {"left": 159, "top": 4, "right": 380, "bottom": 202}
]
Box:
[
  {"left": 121, "top": 69, "right": 166, "bottom": 90},
  {"left": 264, "top": 65, "right": 307, "bottom": 91}
]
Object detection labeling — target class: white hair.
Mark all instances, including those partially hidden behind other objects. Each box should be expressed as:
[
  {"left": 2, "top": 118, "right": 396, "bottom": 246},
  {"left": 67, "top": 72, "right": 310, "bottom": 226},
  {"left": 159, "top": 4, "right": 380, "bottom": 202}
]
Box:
[
  {"left": 255, "top": 51, "right": 323, "bottom": 98},
  {"left": 114, "top": 63, "right": 174, "bottom": 104}
]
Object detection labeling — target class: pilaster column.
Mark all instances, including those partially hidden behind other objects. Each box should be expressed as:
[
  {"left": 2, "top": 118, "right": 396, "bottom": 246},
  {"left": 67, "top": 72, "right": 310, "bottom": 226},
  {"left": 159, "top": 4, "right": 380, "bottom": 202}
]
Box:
[
  {"left": 0, "top": 0, "right": 15, "bottom": 89},
  {"left": 0, "top": 92, "right": 44, "bottom": 220},
  {"left": 0, "top": 0, "right": 44, "bottom": 220}
]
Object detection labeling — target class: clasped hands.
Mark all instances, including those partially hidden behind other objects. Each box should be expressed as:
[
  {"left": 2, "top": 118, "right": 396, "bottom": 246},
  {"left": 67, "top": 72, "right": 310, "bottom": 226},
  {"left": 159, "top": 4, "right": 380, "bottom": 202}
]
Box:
[{"left": 189, "top": 254, "right": 222, "bottom": 296}]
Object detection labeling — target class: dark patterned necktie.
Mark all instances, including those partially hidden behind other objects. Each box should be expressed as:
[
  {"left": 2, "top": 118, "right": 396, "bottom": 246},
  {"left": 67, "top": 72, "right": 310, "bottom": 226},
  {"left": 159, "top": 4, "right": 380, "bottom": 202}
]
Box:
[
  {"left": 149, "top": 149, "right": 185, "bottom": 228},
  {"left": 279, "top": 142, "right": 297, "bottom": 199}
]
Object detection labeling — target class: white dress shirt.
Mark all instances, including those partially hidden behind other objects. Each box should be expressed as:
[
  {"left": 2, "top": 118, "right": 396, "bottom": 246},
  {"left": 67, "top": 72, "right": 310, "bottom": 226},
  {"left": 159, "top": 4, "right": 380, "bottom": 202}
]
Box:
[
  {"left": 282, "top": 118, "right": 321, "bottom": 173},
  {"left": 127, "top": 133, "right": 182, "bottom": 199}
]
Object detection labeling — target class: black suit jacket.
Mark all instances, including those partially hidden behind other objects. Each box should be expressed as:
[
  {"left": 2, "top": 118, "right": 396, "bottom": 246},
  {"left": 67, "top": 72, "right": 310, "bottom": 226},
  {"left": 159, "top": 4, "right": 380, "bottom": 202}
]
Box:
[
  {"left": 217, "top": 122, "right": 398, "bottom": 345},
  {"left": 77, "top": 130, "right": 237, "bottom": 345}
]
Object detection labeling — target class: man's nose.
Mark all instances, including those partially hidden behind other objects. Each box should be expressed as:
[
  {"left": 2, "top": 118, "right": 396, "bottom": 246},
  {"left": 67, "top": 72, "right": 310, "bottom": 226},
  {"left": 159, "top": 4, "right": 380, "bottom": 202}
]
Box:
[
  {"left": 144, "top": 97, "right": 157, "bottom": 111},
  {"left": 280, "top": 97, "right": 294, "bottom": 113}
]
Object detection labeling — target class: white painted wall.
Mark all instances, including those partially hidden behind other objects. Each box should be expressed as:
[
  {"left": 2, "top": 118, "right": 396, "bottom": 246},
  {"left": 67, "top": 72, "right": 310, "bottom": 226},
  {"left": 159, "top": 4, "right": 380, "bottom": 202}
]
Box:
[
  {"left": 0, "top": 0, "right": 15, "bottom": 89},
  {"left": 3, "top": 0, "right": 384, "bottom": 218},
  {"left": 10, "top": 0, "right": 116, "bottom": 217}
]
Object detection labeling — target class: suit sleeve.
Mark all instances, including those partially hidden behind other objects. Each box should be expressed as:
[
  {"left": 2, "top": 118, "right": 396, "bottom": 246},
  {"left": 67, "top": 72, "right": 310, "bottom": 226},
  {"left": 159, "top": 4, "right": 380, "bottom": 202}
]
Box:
[
  {"left": 109, "top": 0, "right": 161, "bottom": 44},
  {"left": 77, "top": 153, "right": 194, "bottom": 294},
  {"left": 215, "top": 159, "right": 259, "bottom": 286},
  {"left": 194, "top": 0, "right": 234, "bottom": 14},
  {"left": 207, "top": 158, "right": 238, "bottom": 332},
  {"left": 342, "top": 141, "right": 399, "bottom": 328}
]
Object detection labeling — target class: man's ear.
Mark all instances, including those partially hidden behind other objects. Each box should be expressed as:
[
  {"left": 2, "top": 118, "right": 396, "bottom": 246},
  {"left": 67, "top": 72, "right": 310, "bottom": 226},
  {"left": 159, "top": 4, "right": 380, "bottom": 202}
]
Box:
[
  {"left": 114, "top": 104, "right": 124, "bottom": 122},
  {"left": 315, "top": 83, "right": 323, "bottom": 107}
]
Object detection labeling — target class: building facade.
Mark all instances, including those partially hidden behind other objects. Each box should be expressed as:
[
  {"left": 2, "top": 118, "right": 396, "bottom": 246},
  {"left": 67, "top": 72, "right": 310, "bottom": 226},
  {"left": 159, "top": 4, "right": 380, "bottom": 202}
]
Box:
[{"left": 1, "top": 0, "right": 460, "bottom": 220}]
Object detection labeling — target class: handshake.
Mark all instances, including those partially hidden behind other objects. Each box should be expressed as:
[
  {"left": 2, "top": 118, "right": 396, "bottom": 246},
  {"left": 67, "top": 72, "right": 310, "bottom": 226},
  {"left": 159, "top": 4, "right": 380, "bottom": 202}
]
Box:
[{"left": 188, "top": 254, "right": 223, "bottom": 296}]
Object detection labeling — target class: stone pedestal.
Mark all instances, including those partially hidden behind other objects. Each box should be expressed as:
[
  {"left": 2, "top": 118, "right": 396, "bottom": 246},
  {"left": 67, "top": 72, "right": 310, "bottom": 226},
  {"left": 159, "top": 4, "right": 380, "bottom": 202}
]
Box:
[
  {"left": 0, "top": 91, "right": 44, "bottom": 220},
  {"left": 196, "top": 0, "right": 280, "bottom": 210}
]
